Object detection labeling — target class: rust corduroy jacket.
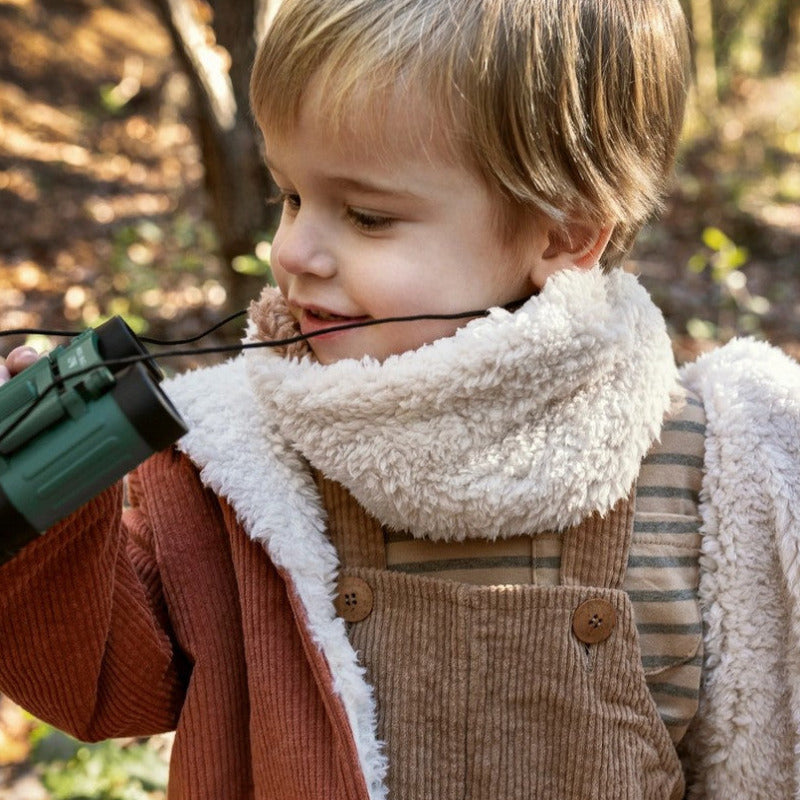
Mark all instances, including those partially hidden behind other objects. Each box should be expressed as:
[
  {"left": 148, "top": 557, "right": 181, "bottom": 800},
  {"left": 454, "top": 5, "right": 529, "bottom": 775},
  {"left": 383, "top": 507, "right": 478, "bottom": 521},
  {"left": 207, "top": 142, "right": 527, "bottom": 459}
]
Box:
[{"left": 0, "top": 448, "right": 371, "bottom": 800}]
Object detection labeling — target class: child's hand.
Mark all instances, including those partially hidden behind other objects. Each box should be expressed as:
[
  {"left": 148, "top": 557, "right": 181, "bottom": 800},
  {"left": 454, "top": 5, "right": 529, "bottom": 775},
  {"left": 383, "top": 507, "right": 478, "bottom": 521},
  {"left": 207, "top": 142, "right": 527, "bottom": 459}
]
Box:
[{"left": 0, "top": 347, "right": 40, "bottom": 385}]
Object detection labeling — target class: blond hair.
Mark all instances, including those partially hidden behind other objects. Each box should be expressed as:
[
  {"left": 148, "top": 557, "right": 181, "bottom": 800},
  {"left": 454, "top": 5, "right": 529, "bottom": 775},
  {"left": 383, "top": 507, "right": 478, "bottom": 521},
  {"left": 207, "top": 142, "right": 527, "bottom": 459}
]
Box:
[{"left": 251, "top": 0, "right": 691, "bottom": 266}]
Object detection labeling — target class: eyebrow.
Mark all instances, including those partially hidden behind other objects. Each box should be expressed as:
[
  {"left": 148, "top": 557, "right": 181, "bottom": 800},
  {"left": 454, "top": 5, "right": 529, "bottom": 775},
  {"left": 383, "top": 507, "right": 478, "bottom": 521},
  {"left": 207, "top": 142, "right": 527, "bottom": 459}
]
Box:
[
  {"left": 264, "top": 157, "right": 422, "bottom": 202},
  {"left": 332, "top": 175, "right": 421, "bottom": 201}
]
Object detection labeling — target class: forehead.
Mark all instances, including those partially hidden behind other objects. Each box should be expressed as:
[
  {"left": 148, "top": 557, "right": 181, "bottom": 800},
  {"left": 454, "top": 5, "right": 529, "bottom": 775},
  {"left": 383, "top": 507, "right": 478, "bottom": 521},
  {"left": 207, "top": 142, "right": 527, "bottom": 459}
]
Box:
[
  {"left": 261, "top": 79, "right": 517, "bottom": 238},
  {"left": 262, "top": 71, "right": 467, "bottom": 172}
]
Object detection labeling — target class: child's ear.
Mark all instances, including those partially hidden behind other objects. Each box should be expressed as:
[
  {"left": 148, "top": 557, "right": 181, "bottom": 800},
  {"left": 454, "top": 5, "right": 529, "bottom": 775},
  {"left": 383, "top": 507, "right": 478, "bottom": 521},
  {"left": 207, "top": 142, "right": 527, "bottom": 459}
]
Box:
[{"left": 530, "top": 222, "right": 614, "bottom": 288}]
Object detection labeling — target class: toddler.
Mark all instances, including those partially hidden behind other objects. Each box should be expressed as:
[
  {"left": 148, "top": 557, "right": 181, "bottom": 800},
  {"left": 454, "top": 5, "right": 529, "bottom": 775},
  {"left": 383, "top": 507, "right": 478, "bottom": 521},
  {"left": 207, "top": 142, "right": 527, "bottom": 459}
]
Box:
[{"left": 2, "top": 0, "right": 800, "bottom": 798}]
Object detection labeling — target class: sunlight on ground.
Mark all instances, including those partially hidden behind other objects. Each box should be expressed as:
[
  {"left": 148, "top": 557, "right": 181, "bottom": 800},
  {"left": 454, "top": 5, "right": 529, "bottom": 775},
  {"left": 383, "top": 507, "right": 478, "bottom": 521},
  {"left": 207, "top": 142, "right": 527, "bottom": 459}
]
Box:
[{"left": 0, "top": 0, "right": 220, "bottom": 351}]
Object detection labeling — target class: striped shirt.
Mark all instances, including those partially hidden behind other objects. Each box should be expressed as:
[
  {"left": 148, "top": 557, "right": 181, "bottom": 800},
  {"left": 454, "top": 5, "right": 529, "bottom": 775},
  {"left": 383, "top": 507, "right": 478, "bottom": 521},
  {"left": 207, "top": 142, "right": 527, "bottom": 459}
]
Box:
[{"left": 382, "top": 386, "right": 705, "bottom": 743}]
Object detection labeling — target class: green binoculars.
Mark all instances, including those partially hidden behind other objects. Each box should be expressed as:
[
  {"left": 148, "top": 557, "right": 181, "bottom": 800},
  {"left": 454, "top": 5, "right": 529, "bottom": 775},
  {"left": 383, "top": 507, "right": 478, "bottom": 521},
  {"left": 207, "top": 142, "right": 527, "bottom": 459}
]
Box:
[{"left": 0, "top": 317, "right": 187, "bottom": 563}]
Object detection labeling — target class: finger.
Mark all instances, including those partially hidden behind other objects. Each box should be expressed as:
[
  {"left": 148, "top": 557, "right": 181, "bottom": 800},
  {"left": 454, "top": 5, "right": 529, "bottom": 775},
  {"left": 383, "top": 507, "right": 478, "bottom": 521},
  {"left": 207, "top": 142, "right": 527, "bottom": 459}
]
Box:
[
  {"left": 6, "top": 347, "right": 40, "bottom": 375},
  {"left": 0, "top": 364, "right": 10, "bottom": 383}
]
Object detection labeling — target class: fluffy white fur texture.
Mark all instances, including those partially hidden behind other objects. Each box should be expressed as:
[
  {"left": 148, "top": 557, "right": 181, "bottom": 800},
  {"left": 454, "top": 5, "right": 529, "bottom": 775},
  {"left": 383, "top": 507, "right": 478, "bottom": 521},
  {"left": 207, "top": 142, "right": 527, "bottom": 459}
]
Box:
[
  {"left": 163, "top": 266, "right": 684, "bottom": 797},
  {"left": 247, "top": 267, "right": 678, "bottom": 540},
  {"left": 680, "top": 338, "right": 800, "bottom": 798},
  {"left": 166, "top": 268, "right": 800, "bottom": 798},
  {"left": 165, "top": 360, "right": 389, "bottom": 800},
  {"left": 165, "top": 266, "right": 676, "bottom": 797}
]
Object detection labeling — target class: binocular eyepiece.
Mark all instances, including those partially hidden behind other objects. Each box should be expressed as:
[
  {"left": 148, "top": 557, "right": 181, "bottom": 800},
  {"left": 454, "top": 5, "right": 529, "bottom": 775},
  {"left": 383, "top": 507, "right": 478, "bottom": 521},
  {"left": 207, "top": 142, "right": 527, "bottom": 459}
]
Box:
[{"left": 0, "top": 317, "right": 187, "bottom": 564}]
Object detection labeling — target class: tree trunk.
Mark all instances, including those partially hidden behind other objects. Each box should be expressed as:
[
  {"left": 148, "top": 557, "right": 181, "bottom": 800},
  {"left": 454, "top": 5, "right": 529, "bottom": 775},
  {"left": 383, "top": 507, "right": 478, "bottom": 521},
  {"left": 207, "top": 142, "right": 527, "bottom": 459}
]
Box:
[
  {"left": 762, "top": 0, "right": 800, "bottom": 73},
  {"left": 690, "top": 0, "right": 719, "bottom": 110},
  {"left": 149, "top": 0, "right": 280, "bottom": 311}
]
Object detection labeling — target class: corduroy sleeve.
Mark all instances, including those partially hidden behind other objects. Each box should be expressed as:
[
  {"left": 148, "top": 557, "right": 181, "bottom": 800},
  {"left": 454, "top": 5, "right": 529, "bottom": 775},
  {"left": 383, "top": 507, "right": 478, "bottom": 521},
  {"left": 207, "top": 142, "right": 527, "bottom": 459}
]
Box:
[{"left": 0, "top": 472, "right": 187, "bottom": 741}]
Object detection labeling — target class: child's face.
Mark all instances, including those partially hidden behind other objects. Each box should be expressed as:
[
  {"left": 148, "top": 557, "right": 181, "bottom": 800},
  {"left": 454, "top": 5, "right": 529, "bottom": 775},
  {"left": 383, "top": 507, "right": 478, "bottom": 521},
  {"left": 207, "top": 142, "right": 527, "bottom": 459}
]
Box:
[{"left": 263, "top": 85, "right": 540, "bottom": 364}]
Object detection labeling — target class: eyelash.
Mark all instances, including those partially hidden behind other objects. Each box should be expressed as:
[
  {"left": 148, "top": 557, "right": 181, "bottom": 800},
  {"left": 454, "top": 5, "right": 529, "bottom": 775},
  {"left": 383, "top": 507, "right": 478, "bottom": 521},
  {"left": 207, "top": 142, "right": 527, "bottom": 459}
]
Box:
[
  {"left": 268, "top": 191, "right": 300, "bottom": 211},
  {"left": 347, "top": 208, "right": 393, "bottom": 232},
  {"left": 269, "top": 191, "right": 394, "bottom": 233}
]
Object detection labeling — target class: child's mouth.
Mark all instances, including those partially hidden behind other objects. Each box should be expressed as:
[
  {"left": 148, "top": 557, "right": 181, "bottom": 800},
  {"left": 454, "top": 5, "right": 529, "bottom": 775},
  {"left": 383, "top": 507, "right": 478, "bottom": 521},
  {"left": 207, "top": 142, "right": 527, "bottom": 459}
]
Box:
[
  {"left": 299, "top": 307, "right": 370, "bottom": 337},
  {"left": 309, "top": 309, "right": 350, "bottom": 322}
]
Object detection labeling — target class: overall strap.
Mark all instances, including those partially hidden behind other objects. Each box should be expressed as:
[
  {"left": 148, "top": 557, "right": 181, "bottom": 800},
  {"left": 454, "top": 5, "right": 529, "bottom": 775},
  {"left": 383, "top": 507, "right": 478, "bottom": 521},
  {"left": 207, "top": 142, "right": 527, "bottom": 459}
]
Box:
[
  {"left": 313, "top": 468, "right": 387, "bottom": 569},
  {"left": 559, "top": 489, "right": 635, "bottom": 590},
  {"left": 315, "top": 464, "right": 636, "bottom": 590}
]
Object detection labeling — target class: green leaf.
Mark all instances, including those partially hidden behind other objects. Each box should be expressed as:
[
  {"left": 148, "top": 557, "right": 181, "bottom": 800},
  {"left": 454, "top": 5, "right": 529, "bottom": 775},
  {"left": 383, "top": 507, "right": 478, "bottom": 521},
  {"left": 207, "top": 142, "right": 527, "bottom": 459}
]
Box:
[
  {"left": 688, "top": 253, "right": 708, "bottom": 273},
  {"left": 686, "top": 317, "right": 718, "bottom": 340},
  {"left": 231, "top": 254, "right": 271, "bottom": 277},
  {"left": 30, "top": 725, "right": 82, "bottom": 763},
  {"left": 701, "top": 227, "right": 732, "bottom": 252},
  {"left": 31, "top": 726, "right": 168, "bottom": 800}
]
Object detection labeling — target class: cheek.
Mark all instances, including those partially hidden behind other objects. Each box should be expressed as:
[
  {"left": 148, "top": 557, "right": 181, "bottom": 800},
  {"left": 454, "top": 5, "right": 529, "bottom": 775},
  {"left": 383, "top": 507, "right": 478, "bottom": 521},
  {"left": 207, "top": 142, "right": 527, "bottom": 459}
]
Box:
[
  {"left": 360, "top": 271, "right": 430, "bottom": 315},
  {"left": 269, "top": 232, "right": 289, "bottom": 290},
  {"left": 272, "top": 268, "right": 289, "bottom": 297}
]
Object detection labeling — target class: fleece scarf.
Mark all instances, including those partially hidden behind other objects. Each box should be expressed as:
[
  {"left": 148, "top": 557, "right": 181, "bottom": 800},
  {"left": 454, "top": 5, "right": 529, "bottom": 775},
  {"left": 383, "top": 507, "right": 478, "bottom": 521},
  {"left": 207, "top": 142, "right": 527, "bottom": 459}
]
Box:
[
  {"left": 165, "top": 265, "right": 679, "bottom": 799},
  {"left": 246, "top": 266, "right": 678, "bottom": 540}
]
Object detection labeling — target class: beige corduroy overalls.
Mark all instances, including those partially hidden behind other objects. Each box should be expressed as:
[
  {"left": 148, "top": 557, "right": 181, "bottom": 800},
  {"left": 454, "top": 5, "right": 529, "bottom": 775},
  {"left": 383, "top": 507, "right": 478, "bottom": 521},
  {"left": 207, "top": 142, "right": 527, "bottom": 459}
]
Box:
[{"left": 319, "top": 475, "right": 686, "bottom": 800}]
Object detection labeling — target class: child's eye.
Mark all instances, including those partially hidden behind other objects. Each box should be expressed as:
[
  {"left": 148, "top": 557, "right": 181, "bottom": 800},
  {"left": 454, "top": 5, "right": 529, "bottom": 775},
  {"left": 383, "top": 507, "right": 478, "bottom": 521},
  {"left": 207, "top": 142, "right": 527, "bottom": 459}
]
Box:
[
  {"left": 282, "top": 192, "right": 301, "bottom": 212},
  {"left": 347, "top": 207, "right": 393, "bottom": 232},
  {"left": 266, "top": 191, "right": 300, "bottom": 213}
]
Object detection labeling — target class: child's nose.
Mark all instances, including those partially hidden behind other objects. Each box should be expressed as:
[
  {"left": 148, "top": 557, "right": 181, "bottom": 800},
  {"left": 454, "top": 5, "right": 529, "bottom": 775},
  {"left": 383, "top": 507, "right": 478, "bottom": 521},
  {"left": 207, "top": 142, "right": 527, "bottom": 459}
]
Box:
[{"left": 273, "top": 215, "right": 337, "bottom": 279}]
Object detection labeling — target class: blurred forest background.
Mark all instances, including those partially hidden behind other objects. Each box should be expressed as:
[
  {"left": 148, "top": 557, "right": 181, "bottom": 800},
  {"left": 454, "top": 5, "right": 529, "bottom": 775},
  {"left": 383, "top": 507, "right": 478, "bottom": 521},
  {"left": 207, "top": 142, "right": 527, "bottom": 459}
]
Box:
[{"left": 0, "top": 0, "right": 799, "bottom": 797}]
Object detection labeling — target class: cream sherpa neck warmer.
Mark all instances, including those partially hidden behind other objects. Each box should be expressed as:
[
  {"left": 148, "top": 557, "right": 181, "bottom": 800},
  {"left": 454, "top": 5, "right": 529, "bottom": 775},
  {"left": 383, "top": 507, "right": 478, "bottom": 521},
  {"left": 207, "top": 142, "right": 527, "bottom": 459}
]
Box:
[{"left": 245, "top": 267, "right": 677, "bottom": 540}]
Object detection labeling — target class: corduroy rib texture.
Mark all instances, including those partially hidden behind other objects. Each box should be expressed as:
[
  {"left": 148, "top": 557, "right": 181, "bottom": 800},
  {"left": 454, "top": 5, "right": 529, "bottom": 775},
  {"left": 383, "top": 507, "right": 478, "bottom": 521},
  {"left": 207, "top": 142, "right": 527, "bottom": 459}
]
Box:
[
  {"left": 0, "top": 450, "right": 371, "bottom": 800},
  {"left": 324, "top": 485, "right": 685, "bottom": 799}
]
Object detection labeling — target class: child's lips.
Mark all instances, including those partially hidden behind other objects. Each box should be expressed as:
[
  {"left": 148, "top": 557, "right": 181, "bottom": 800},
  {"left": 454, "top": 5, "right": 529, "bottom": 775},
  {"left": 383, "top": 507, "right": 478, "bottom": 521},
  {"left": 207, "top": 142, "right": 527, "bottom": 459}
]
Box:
[
  {"left": 299, "top": 306, "right": 370, "bottom": 337},
  {"left": 308, "top": 308, "right": 349, "bottom": 322}
]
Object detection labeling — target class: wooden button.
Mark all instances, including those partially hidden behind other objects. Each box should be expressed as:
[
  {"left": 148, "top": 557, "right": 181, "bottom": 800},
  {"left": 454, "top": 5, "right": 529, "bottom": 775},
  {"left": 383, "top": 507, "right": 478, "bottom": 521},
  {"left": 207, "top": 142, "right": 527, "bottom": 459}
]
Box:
[
  {"left": 572, "top": 598, "right": 617, "bottom": 644},
  {"left": 334, "top": 576, "right": 374, "bottom": 623}
]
